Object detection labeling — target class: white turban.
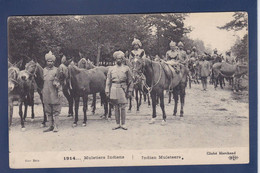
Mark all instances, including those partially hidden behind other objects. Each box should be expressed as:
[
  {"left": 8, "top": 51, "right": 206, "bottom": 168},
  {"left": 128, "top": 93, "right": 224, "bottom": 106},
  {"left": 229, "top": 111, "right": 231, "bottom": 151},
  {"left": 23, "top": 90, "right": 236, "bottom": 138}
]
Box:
[
  {"left": 132, "top": 38, "right": 142, "bottom": 47},
  {"left": 178, "top": 41, "right": 184, "bottom": 47},
  {"left": 61, "top": 55, "right": 66, "bottom": 64},
  {"left": 169, "top": 41, "right": 177, "bottom": 47},
  {"left": 45, "top": 51, "right": 56, "bottom": 61},
  {"left": 113, "top": 51, "right": 125, "bottom": 59}
]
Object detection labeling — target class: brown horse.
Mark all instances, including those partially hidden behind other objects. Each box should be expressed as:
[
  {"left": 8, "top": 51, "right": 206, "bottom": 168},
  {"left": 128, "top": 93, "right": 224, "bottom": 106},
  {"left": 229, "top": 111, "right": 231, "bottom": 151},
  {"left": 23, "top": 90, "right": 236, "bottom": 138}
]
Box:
[
  {"left": 132, "top": 57, "right": 189, "bottom": 125},
  {"left": 212, "top": 62, "right": 248, "bottom": 91},
  {"left": 23, "top": 60, "right": 48, "bottom": 127},
  {"left": 68, "top": 63, "right": 110, "bottom": 126},
  {"left": 8, "top": 65, "right": 34, "bottom": 131}
]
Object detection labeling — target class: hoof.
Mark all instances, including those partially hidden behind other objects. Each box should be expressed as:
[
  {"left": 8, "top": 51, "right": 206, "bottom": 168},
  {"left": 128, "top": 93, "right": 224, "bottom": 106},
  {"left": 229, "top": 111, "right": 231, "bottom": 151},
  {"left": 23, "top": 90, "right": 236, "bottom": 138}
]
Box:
[
  {"left": 72, "top": 123, "right": 77, "bottom": 127},
  {"left": 149, "top": 118, "right": 156, "bottom": 124},
  {"left": 107, "top": 117, "right": 112, "bottom": 121},
  {"left": 173, "top": 113, "right": 177, "bottom": 116},
  {"left": 21, "top": 127, "right": 26, "bottom": 132},
  {"left": 180, "top": 114, "right": 184, "bottom": 117},
  {"left": 161, "top": 120, "right": 166, "bottom": 126},
  {"left": 82, "top": 123, "right": 86, "bottom": 127},
  {"left": 31, "top": 118, "right": 34, "bottom": 122},
  {"left": 67, "top": 114, "right": 73, "bottom": 117},
  {"left": 40, "top": 123, "right": 46, "bottom": 128},
  {"left": 100, "top": 115, "right": 105, "bottom": 119}
]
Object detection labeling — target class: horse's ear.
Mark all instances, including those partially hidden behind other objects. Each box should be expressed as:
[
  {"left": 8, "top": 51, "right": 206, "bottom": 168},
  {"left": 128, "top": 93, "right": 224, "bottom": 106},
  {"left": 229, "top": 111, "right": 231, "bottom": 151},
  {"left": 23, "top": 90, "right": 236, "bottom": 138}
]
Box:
[{"left": 15, "top": 59, "right": 23, "bottom": 69}]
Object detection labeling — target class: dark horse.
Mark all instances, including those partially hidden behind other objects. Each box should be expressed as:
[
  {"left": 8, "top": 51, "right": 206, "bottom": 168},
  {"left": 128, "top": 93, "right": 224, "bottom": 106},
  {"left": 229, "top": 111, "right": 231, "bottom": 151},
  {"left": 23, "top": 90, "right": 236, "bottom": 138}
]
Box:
[
  {"left": 125, "top": 58, "right": 150, "bottom": 112},
  {"left": 8, "top": 65, "right": 34, "bottom": 131},
  {"left": 23, "top": 60, "right": 47, "bottom": 127},
  {"left": 68, "top": 63, "right": 110, "bottom": 126},
  {"left": 132, "top": 57, "right": 189, "bottom": 125}
]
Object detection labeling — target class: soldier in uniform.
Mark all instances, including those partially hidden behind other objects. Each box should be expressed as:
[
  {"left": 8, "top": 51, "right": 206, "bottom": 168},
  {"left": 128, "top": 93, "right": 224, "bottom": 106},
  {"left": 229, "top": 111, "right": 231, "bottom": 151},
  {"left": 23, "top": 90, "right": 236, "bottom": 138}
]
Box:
[
  {"left": 42, "top": 51, "right": 63, "bottom": 132},
  {"left": 212, "top": 48, "right": 222, "bottom": 63},
  {"left": 177, "top": 41, "right": 187, "bottom": 64},
  {"left": 225, "top": 50, "right": 236, "bottom": 64},
  {"left": 166, "top": 41, "right": 179, "bottom": 61},
  {"left": 190, "top": 46, "right": 199, "bottom": 60},
  {"left": 129, "top": 38, "right": 146, "bottom": 60},
  {"left": 199, "top": 55, "right": 211, "bottom": 91},
  {"left": 105, "top": 51, "right": 133, "bottom": 130}
]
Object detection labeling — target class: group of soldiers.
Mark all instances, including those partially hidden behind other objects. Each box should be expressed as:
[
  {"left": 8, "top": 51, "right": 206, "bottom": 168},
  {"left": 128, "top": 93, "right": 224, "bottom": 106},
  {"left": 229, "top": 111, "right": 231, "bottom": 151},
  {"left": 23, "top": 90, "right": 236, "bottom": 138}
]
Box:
[{"left": 42, "top": 38, "right": 237, "bottom": 132}]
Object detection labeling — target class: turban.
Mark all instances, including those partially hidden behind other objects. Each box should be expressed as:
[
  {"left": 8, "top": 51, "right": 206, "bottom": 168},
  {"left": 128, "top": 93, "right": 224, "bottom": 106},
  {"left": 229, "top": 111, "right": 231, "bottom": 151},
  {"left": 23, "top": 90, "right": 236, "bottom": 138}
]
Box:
[
  {"left": 169, "top": 41, "right": 177, "bottom": 47},
  {"left": 45, "top": 51, "right": 56, "bottom": 61},
  {"left": 132, "top": 38, "right": 142, "bottom": 47},
  {"left": 213, "top": 48, "right": 218, "bottom": 52},
  {"left": 113, "top": 51, "right": 125, "bottom": 59},
  {"left": 226, "top": 50, "right": 231, "bottom": 54},
  {"left": 192, "top": 46, "right": 197, "bottom": 51},
  {"left": 178, "top": 41, "right": 184, "bottom": 48},
  {"left": 61, "top": 55, "right": 66, "bottom": 64}
]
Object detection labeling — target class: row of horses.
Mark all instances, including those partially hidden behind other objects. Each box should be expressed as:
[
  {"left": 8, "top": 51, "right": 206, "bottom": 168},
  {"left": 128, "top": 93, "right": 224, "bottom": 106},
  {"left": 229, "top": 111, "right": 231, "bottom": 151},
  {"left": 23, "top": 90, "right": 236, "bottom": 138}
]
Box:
[{"left": 8, "top": 54, "right": 247, "bottom": 130}]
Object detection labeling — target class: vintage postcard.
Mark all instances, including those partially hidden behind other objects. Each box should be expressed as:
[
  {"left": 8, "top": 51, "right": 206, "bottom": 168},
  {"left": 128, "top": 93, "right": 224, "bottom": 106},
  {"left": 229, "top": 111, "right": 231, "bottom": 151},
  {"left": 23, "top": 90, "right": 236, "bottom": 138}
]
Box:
[{"left": 8, "top": 12, "right": 249, "bottom": 168}]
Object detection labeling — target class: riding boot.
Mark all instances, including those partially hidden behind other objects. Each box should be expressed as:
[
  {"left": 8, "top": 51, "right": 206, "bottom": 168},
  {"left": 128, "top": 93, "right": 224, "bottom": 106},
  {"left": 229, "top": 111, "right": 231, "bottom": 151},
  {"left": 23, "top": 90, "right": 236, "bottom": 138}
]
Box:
[
  {"left": 113, "top": 105, "right": 121, "bottom": 130},
  {"left": 43, "top": 114, "right": 54, "bottom": 132},
  {"left": 53, "top": 116, "right": 59, "bottom": 132},
  {"left": 120, "top": 106, "right": 127, "bottom": 130}
]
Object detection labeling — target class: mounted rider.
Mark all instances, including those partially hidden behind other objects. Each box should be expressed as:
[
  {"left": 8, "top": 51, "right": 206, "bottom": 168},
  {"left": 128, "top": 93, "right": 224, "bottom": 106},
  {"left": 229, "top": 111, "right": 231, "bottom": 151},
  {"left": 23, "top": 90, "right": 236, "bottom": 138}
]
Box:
[
  {"left": 225, "top": 50, "right": 236, "bottom": 65},
  {"left": 129, "top": 38, "right": 146, "bottom": 60},
  {"left": 212, "top": 48, "right": 222, "bottom": 63},
  {"left": 165, "top": 41, "right": 181, "bottom": 73},
  {"left": 177, "top": 41, "right": 187, "bottom": 64}
]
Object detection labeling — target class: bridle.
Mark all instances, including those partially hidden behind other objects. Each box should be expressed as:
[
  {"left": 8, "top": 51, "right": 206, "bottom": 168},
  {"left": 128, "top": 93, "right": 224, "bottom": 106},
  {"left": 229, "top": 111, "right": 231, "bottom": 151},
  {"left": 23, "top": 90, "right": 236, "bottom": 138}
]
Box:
[
  {"left": 133, "top": 58, "right": 162, "bottom": 93},
  {"left": 8, "top": 68, "right": 19, "bottom": 86}
]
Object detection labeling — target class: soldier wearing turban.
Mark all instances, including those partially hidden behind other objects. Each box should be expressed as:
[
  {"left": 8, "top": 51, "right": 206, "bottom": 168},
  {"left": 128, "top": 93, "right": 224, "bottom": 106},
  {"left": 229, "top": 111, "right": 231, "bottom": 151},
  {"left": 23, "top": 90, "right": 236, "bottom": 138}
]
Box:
[
  {"left": 225, "top": 50, "right": 236, "bottom": 64},
  {"left": 166, "top": 41, "right": 179, "bottom": 61},
  {"left": 129, "top": 38, "right": 146, "bottom": 60},
  {"left": 177, "top": 41, "right": 187, "bottom": 64},
  {"left": 42, "top": 51, "right": 63, "bottom": 132},
  {"left": 105, "top": 51, "right": 133, "bottom": 130}
]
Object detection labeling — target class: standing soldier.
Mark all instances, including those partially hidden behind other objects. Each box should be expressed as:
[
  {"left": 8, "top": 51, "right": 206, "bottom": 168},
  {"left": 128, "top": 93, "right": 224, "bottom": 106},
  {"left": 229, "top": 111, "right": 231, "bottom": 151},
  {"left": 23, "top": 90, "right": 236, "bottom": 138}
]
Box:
[
  {"left": 42, "top": 51, "right": 63, "bottom": 132},
  {"left": 199, "top": 55, "right": 211, "bottom": 91},
  {"left": 190, "top": 46, "right": 199, "bottom": 60},
  {"left": 129, "top": 38, "right": 146, "bottom": 60},
  {"left": 225, "top": 50, "right": 236, "bottom": 64},
  {"left": 105, "top": 51, "right": 133, "bottom": 130},
  {"left": 177, "top": 41, "right": 187, "bottom": 64}
]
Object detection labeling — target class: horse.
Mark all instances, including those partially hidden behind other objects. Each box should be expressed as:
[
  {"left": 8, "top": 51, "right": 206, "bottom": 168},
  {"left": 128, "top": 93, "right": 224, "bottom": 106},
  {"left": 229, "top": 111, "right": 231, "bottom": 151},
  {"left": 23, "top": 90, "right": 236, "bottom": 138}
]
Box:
[
  {"left": 132, "top": 57, "right": 189, "bottom": 125},
  {"left": 68, "top": 63, "right": 110, "bottom": 126},
  {"left": 187, "top": 58, "right": 200, "bottom": 88},
  {"left": 212, "top": 62, "right": 248, "bottom": 91},
  {"left": 8, "top": 65, "right": 34, "bottom": 131},
  {"left": 23, "top": 60, "right": 48, "bottom": 127},
  {"left": 125, "top": 57, "right": 150, "bottom": 112}
]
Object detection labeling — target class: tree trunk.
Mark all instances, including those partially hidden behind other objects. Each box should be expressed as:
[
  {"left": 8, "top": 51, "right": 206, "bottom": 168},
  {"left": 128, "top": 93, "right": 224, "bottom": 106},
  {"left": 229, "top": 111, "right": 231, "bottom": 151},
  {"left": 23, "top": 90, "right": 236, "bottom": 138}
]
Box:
[{"left": 96, "top": 45, "right": 101, "bottom": 66}]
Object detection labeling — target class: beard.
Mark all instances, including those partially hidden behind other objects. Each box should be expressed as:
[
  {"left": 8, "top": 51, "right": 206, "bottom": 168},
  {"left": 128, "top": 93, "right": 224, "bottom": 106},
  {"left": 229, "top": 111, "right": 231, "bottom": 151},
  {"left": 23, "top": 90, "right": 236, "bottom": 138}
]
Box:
[{"left": 116, "top": 61, "right": 122, "bottom": 66}]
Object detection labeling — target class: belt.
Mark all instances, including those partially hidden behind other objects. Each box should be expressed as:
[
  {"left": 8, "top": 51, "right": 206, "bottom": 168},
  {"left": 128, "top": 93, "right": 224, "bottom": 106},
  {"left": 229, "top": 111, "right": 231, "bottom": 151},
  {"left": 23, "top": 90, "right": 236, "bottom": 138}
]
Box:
[{"left": 112, "top": 81, "right": 126, "bottom": 84}]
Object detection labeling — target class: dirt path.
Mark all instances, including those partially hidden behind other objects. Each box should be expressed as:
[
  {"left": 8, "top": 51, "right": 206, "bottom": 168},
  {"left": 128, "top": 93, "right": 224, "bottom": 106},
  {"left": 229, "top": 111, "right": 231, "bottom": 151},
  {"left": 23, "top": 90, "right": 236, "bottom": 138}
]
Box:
[{"left": 9, "top": 84, "right": 249, "bottom": 152}]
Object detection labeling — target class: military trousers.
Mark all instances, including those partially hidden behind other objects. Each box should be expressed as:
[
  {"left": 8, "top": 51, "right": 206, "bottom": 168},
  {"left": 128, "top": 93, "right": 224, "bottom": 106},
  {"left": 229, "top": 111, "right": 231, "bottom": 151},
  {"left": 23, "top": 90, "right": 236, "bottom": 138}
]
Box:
[
  {"left": 45, "top": 104, "right": 61, "bottom": 127},
  {"left": 114, "top": 103, "right": 127, "bottom": 125}
]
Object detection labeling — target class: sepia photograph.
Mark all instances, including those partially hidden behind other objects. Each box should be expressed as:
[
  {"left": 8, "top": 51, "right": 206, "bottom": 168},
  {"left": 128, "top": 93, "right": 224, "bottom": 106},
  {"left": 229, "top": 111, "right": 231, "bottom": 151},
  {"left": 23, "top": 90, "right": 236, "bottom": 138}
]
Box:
[{"left": 8, "top": 12, "right": 249, "bottom": 168}]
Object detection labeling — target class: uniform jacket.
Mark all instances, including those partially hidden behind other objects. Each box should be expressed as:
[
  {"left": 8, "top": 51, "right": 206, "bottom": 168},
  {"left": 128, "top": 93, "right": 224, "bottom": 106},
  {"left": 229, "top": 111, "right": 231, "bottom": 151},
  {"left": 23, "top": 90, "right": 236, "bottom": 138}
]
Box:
[
  {"left": 166, "top": 50, "right": 178, "bottom": 60},
  {"left": 42, "top": 66, "right": 62, "bottom": 105},
  {"left": 105, "top": 65, "right": 133, "bottom": 104},
  {"left": 199, "top": 60, "right": 211, "bottom": 77},
  {"left": 129, "top": 49, "right": 146, "bottom": 60},
  {"left": 225, "top": 55, "right": 236, "bottom": 64}
]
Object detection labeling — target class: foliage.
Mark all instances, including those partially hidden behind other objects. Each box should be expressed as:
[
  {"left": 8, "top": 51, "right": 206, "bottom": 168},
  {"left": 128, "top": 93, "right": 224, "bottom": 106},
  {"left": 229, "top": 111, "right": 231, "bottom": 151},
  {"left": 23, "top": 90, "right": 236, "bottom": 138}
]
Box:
[
  {"left": 218, "top": 12, "right": 248, "bottom": 31},
  {"left": 8, "top": 14, "right": 193, "bottom": 67}
]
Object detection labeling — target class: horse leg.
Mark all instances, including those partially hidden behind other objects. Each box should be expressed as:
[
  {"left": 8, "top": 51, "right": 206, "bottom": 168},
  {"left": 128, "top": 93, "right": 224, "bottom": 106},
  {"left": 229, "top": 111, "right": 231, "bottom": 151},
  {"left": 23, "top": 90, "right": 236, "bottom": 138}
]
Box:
[
  {"left": 149, "top": 91, "right": 157, "bottom": 124},
  {"left": 147, "top": 93, "right": 151, "bottom": 106},
  {"left": 19, "top": 101, "right": 25, "bottom": 130},
  {"left": 173, "top": 89, "right": 178, "bottom": 116},
  {"left": 38, "top": 92, "right": 47, "bottom": 127},
  {"left": 128, "top": 96, "right": 132, "bottom": 111},
  {"left": 91, "top": 93, "right": 96, "bottom": 115},
  {"left": 139, "top": 89, "right": 142, "bottom": 108},
  {"left": 100, "top": 92, "right": 108, "bottom": 118},
  {"left": 180, "top": 85, "right": 186, "bottom": 117},
  {"left": 31, "top": 104, "right": 35, "bottom": 121},
  {"left": 108, "top": 103, "right": 113, "bottom": 118},
  {"left": 220, "top": 76, "right": 224, "bottom": 89},
  {"left": 82, "top": 95, "right": 88, "bottom": 126},
  {"left": 144, "top": 92, "right": 147, "bottom": 102},
  {"left": 168, "top": 92, "right": 171, "bottom": 104},
  {"left": 63, "top": 89, "right": 73, "bottom": 117},
  {"left": 159, "top": 92, "right": 166, "bottom": 124},
  {"left": 73, "top": 96, "right": 80, "bottom": 127},
  {"left": 135, "top": 89, "right": 139, "bottom": 111},
  {"left": 23, "top": 103, "right": 28, "bottom": 122}
]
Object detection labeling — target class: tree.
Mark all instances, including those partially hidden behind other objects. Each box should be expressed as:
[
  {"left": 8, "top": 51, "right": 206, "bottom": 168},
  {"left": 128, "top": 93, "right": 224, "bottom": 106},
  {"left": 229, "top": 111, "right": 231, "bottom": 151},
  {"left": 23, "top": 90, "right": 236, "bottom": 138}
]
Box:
[{"left": 218, "top": 12, "right": 248, "bottom": 31}]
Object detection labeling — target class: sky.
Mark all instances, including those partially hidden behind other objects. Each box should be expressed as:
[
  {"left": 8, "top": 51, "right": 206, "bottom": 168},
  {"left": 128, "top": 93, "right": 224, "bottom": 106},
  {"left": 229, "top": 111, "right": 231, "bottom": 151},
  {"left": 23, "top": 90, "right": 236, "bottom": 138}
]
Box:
[{"left": 184, "top": 12, "right": 247, "bottom": 54}]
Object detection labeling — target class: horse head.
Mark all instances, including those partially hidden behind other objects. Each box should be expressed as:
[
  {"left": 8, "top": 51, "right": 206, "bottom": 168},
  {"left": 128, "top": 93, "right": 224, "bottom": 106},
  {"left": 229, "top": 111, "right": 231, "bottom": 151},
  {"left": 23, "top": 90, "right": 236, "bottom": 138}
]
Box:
[
  {"left": 25, "top": 60, "right": 37, "bottom": 76},
  {"left": 57, "top": 64, "right": 69, "bottom": 86},
  {"left": 8, "top": 66, "right": 20, "bottom": 92}
]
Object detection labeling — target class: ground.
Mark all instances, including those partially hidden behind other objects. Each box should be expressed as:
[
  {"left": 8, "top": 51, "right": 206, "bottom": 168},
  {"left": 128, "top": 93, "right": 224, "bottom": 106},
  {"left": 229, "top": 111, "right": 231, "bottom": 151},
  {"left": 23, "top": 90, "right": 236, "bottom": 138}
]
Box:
[{"left": 9, "top": 83, "right": 249, "bottom": 152}]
